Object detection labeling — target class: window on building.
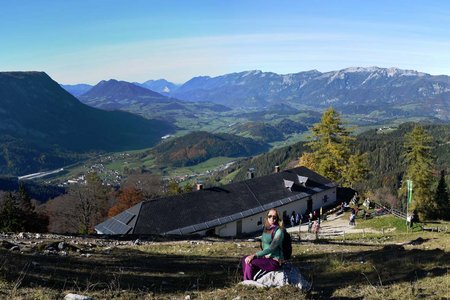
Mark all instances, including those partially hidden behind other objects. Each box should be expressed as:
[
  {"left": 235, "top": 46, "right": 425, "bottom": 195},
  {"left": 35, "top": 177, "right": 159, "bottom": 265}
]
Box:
[
  {"left": 323, "top": 195, "right": 328, "bottom": 203},
  {"left": 257, "top": 217, "right": 262, "bottom": 226}
]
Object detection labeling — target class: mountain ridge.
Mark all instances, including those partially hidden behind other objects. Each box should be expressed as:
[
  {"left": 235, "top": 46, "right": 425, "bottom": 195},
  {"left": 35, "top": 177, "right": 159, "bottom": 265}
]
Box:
[
  {"left": 169, "top": 67, "right": 450, "bottom": 120},
  {"left": 64, "top": 66, "right": 450, "bottom": 121},
  {"left": 76, "top": 78, "right": 231, "bottom": 124},
  {"left": 0, "top": 71, "right": 175, "bottom": 175},
  {"left": 134, "top": 79, "right": 180, "bottom": 94},
  {"left": 79, "top": 79, "right": 172, "bottom": 110}
]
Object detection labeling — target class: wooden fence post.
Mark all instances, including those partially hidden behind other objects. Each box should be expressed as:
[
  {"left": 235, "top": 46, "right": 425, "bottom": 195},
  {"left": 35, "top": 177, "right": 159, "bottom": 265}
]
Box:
[{"left": 298, "top": 224, "right": 301, "bottom": 241}]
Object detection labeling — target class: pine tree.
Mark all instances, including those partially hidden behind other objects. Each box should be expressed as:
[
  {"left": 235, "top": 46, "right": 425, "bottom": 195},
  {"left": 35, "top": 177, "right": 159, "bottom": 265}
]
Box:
[
  {"left": 298, "top": 107, "right": 368, "bottom": 187},
  {"left": 17, "top": 184, "right": 38, "bottom": 232},
  {"left": 298, "top": 152, "right": 316, "bottom": 170},
  {"left": 0, "top": 188, "right": 48, "bottom": 233},
  {"left": 342, "top": 152, "right": 370, "bottom": 188},
  {"left": 434, "top": 170, "right": 449, "bottom": 220},
  {"left": 0, "top": 192, "right": 23, "bottom": 232},
  {"left": 18, "top": 183, "right": 33, "bottom": 213},
  {"left": 402, "top": 125, "right": 435, "bottom": 220}
]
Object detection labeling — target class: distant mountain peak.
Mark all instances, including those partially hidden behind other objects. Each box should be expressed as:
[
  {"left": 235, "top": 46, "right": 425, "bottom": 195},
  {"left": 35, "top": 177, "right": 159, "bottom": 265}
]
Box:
[
  {"left": 60, "top": 83, "right": 93, "bottom": 96},
  {"left": 341, "top": 66, "right": 381, "bottom": 73},
  {"left": 83, "top": 79, "right": 166, "bottom": 98},
  {"left": 171, "top": 67, "right": 450, "bottom": 120},
  {"left": 136, "top": 78, "right": 180, "bottom": 94},
  {"left": 336, "top": 66, "right": 427, "bottom": 77},
  {"left": 79, "top": 79, "right": 172, "bottom": 110}
]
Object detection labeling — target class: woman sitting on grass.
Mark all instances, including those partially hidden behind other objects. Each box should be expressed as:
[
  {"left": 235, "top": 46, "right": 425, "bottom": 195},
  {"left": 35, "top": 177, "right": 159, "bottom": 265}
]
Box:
[{"left": 241, "top": 208, "right": 285, "bottom": 281}]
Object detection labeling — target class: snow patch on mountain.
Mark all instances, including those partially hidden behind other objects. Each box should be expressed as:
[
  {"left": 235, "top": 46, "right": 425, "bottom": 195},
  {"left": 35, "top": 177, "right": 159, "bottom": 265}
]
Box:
[
  {"left": 282, "top": 75, "right": 294, "bottom": 85},
  {"left": 299, "top": 80, "right": 308, "bottom": 88},
  {"left": 327, "top": 71, "right": 346, "bottom": 84},
  {"left": 362, "top": 72, "right": 381, "bottom": 85},
  {"left": 343, "top": 66, "right": 380, "bottom": 73},
  {"left": 385, "top": 67, "right": 425, "bottom": 77},
  {"left": 432, "top": 83, "right": 450, "bottom": 94},
  {"left": 241, "top": 70, "right": 262, "bottom": 78}
]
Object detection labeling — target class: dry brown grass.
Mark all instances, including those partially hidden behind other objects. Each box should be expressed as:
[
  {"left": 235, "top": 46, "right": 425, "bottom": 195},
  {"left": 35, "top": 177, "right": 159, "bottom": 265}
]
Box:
[{"left": 0, "top": 228, "right": 449, "bottom": 299}]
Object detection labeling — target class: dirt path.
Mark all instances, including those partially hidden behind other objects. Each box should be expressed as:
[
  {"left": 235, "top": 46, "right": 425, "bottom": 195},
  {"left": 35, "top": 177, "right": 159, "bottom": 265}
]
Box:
[{"left": 286, "top": 213, "right": 377, "bottom": 240}]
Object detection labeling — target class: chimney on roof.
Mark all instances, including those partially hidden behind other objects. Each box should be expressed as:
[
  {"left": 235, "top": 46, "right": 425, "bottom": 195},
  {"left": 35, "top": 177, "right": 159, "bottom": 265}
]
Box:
[
  {"left": 274, "top": 165, "right": 280, "bottom": 173},
  {"left": 196, "top": 182, "right": 204, "bottom": 190},
  {"left": 247, "top": 168, "right": 255, "bottom": 179}
]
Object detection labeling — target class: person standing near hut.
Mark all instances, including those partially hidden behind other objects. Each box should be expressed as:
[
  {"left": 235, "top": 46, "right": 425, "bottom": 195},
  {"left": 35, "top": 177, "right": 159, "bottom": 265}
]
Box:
[{"left": 290, "top": 211, "right": 296, "bottom": 227}]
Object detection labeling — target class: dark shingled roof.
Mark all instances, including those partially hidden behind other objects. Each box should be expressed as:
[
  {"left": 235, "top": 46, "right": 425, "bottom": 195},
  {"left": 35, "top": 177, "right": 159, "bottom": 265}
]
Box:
[
  {"left": 95, "top": 166, "right": 335, "bottom": 235},
  {"left": 95, "top": 202, "right": 142, "bottom": 234}
]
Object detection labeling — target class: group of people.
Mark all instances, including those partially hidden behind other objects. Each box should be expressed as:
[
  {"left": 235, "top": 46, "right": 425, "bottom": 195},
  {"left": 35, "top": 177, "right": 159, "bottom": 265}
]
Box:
[
  {"left": 337, "top": 201, "right": 352, "bottom": 216},
  {"left": 288, "top": 211, "right": 302, "bottom": 227},
  {"left": 306, "top": 210, "right": 322, "bottom": 233},
  {"left": 283, "top": 210, "right": 320, "bottom": 231}
]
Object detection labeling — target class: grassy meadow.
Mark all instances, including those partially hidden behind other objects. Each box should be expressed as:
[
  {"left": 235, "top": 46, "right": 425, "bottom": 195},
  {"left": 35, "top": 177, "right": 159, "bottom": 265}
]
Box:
[{"left": 1, "top": 218, "right": 449, "bottom": 299}]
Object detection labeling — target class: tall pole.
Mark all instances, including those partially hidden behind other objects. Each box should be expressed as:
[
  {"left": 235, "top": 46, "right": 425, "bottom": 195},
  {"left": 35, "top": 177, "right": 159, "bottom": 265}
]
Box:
[
  {"left": 406, "top": 179, "right": 409, "bottom": 227},
  {"left": 406, "top": 179, "right": 413, "bottom": 229}
]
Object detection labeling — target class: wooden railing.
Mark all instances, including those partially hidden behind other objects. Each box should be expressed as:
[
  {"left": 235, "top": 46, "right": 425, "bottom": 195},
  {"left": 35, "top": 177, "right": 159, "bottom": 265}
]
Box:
[{"left": 372, "top": 202, "right": 406, "bottom": 219}]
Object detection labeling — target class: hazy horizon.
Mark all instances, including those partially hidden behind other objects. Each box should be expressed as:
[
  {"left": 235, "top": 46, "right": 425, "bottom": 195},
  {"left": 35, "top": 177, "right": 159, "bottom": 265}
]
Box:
[{"left": 1, "top": 0, "right": 450, "bottom": 84}]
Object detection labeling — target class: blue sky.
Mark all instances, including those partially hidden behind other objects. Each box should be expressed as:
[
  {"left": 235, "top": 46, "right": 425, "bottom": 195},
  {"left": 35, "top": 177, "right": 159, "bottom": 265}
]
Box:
[{"left": 1, "top": 0, "right": 449, "bottom": 84}]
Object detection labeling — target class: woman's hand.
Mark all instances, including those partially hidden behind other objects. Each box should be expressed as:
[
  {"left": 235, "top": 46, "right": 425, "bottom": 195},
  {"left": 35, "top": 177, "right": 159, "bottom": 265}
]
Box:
[{"left": 244, "top": 254, "right": 255, "bottom": 264}]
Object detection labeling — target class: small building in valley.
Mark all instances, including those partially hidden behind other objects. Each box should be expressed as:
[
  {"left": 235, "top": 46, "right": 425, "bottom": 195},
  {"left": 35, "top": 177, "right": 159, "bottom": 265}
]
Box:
[{"left": 95, "top": 166, "right": 337, "bottom": 237}]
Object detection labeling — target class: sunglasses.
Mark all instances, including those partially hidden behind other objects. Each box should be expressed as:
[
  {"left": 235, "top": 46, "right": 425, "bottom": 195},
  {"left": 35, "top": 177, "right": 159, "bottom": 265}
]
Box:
[{"left": 267, "top": 215, "right": 278, "bottom": 219}]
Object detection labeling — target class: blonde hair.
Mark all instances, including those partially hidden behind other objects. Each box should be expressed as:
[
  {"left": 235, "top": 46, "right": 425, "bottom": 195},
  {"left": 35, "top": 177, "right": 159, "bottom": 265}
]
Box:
[{"left": 264, "top": 208, "right": 284, "bottom": 229}]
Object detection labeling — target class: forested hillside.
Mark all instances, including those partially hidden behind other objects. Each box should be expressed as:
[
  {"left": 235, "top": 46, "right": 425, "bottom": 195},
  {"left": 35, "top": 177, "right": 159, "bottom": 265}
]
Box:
[
  {"left": 231, "top": 123, "right": 450, "bottom": 192},
  {"left": 0, "top": 176, "right": 65, "bottom": 202},
  {"left": 231, "top": 142, "right": 307, "bottom": 182},
  {"left": 229, "top": 122, "right": 284, "bottom": 143},
  {"left": 152, "top": 131, "right": 269, "bottom": 167},
  {"left": 356, "top": 123, "right": 450, "bottom": 190},
  {"left": 0, "top": 72, "right": 175, "bottom": 175}
]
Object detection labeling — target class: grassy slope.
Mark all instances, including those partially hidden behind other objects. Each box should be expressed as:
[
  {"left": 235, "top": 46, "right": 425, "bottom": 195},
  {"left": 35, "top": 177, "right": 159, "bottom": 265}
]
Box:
[{"left": 0, "top": 220, "right": 449, "bottom": 299}]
